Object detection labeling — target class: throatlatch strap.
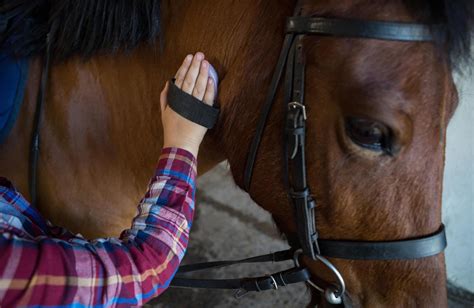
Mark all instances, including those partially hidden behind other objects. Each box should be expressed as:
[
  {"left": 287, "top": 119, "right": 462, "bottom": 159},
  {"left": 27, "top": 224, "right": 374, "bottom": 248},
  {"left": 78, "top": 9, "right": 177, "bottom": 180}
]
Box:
[
  {"left": 243, "top": 33, "right": 296, "bottom": 192},
  {"left": 167, "top": 79, "right": 220, "bottom": 129}
]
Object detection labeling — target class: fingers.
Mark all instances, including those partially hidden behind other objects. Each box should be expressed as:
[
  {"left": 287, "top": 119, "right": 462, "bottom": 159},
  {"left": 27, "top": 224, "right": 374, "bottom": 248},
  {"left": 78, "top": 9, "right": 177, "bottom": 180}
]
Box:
[
  {"left": 203, "top": 78, "right": 215, "bottom": 106},
  {"left": 173, "top": 52, "right": 216, "bottom": 105},
  {"left": 181, "top": 52, "right": 204, "bottom": 94},
  {"left": 174, "top": 54, "right": 193, "bottom": 88},
  {"left": 192, "top": 60, "right": 209, "bottom": 101}
]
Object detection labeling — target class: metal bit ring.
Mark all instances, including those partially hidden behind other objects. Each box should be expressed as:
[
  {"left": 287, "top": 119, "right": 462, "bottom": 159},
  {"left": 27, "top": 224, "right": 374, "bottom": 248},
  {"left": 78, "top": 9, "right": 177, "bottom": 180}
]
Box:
[{"left": 293, "top": 249, "right": 346, "bottom": 300}]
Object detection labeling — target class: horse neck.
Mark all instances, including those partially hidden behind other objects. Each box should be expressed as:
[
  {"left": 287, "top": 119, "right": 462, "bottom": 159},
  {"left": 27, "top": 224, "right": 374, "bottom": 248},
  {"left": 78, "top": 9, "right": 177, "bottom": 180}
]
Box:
[{"left": 161, "top": 0, "right": 297, "bottom": 165}]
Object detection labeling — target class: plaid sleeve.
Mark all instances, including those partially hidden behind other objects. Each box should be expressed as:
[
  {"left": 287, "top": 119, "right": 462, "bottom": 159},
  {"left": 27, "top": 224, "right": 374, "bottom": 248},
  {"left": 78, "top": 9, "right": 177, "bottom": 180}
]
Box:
[{"left": 0, "top": 147, "right": 197, "bottom": 307}]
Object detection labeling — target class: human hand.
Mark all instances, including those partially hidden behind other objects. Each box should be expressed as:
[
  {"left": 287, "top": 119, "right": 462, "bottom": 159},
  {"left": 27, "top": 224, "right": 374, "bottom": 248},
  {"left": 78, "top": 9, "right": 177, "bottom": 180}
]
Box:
[{"left": 160, "top": 52, "right": 216, "bottom": 157}]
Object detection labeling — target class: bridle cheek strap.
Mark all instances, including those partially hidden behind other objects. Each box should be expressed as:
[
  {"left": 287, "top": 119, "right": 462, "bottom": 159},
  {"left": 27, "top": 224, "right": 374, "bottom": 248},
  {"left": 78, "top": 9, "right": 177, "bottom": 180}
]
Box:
[{"left": 284, "top": 35, "right": 319, "bottom": 260}]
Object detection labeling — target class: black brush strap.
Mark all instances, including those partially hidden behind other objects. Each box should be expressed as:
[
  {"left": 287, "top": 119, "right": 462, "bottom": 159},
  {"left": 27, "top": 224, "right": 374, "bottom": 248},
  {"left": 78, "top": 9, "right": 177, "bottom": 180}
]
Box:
[{"left": 167, "top": 79, "right": 219, "bottom": 129}]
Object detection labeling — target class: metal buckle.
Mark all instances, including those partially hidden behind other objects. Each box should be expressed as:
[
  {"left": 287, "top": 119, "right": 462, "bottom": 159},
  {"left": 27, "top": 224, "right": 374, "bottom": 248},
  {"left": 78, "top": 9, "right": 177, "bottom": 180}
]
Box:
[
  {"left": 288, "top": 101, "right": 307, "bottom": 120},
  {"left": 293, "top": 248, "right": 303, "bottom": 267},
  {"left": 278, "top": 272, "right": 287, "bottom": 286},
  {"left": 289, "top": 187, "right": 310, "bottom": 199},
  {"left": 266, "top": 275, "right": 279, "bottom": 290},
  {"left": 234, "top": 274, "right": 279, "bottom": 299}
]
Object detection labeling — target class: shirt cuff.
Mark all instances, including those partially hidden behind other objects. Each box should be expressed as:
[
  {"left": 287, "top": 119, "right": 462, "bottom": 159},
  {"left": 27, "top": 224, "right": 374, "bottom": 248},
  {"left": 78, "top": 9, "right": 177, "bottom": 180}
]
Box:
[{"left": 156, "top": 147, "right": 198, "bottom": 181}]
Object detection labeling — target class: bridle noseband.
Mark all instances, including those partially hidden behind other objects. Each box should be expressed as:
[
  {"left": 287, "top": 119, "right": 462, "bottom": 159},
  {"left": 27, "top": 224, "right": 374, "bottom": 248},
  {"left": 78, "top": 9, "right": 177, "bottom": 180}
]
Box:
[{"left": 170, "top": 5, "right": 447, "bottom": 306}]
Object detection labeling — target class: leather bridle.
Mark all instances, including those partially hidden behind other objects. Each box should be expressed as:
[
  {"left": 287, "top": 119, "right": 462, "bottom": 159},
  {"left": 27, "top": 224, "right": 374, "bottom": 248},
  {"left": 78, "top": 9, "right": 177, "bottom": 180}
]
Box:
[
  {"left": 28, "top": 2, "right": 448, "bottom": 306},
  {"left": 244, "top": 10, "right": 447, "bottom": 263}
]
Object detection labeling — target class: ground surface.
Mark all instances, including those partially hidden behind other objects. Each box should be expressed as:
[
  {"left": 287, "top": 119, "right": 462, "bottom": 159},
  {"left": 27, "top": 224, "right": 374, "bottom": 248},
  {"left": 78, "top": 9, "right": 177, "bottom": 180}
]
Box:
[{"left": 147, "top": 163, "right": 472, "bottom": 308}]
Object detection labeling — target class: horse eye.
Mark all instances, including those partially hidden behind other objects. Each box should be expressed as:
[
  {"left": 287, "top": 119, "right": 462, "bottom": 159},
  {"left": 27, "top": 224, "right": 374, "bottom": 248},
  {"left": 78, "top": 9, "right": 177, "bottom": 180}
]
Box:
[{"left": 345, "top": 117, "right": 393, "bottom": 154}]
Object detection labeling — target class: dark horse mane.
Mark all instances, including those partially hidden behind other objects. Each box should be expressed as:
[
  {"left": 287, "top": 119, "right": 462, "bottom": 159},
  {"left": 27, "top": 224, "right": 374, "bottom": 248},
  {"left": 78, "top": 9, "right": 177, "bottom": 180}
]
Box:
[
  {"left": 0, "top": 0, "right": 473, "bottom": 71},
  {"left": 0, "top": 0, "right": 162, "bottom": 59}
]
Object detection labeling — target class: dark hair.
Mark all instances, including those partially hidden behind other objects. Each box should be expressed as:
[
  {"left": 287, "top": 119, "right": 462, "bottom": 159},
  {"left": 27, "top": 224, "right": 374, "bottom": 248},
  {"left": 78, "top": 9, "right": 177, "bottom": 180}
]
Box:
[
  {"left": 0, "top": 0, "right": 162, "bottom": 59},
  {"left": 403, "top": 0, "right": 473, "bottom": 72},
  {"left": 0, "top": 0, "right": 472, "bottom": 70}
]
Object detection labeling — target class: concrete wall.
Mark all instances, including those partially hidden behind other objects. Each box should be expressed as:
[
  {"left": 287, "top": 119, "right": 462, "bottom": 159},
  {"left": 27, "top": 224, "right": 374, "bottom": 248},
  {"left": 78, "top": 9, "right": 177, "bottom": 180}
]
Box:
[{"left": 443, "top": 71, "right": 474, "bottom": 292}]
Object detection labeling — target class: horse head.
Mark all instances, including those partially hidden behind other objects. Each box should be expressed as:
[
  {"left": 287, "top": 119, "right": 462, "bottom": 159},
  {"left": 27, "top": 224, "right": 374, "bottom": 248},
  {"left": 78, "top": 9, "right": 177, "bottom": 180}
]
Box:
[
  {"left": 0, "top": 0, "right": 471, "bottom": 305},
  {"left": 221, "top": 0, "right": 470, "bottom": 306}
]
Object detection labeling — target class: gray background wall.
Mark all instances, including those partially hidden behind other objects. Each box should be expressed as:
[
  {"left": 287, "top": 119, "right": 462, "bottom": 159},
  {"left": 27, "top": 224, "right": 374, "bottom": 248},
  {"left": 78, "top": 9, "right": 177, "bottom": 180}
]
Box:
[{"left": 443, "top": 71, "right": 473, "bottom": 292}]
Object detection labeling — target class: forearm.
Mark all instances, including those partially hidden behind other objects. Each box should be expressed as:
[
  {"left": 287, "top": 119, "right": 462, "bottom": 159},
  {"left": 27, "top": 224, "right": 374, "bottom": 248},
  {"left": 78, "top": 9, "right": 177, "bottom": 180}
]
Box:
[{"left": 0, "top": 147, "right": 196, "bottom": 307}]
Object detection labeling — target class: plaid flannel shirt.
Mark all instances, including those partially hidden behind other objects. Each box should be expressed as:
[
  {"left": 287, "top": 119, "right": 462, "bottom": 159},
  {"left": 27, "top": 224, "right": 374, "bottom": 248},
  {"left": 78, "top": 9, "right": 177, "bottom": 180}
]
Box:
[{"left": 0, "top": 147, "right": 197, "bottom": 307}]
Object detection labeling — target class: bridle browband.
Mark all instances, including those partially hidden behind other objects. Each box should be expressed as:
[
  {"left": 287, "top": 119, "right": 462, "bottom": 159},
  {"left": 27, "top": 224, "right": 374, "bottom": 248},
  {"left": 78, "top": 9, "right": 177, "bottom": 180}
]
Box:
[
  {"left": 169, "top": 7, "right": 447, "bottom": 306},
  {"left": 28, "top": 3, "right": 447, "bottom": 306}
]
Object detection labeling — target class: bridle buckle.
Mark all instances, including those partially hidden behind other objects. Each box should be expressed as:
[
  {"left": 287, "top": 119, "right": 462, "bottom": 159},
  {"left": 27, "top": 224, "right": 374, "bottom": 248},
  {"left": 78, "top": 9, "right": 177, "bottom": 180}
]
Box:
[
  {"left": 266, "top": 275, "right": 279, "bottom": 290},
  {"left": 288, "top": 101, "right": 307, "bottom": 120}
]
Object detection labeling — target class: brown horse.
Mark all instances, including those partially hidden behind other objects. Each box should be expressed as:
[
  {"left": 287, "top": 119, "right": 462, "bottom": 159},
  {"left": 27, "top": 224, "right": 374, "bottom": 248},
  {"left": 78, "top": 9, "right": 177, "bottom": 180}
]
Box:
[{"left": 0, "top": 0, "right": 472, "bottom": 306}]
